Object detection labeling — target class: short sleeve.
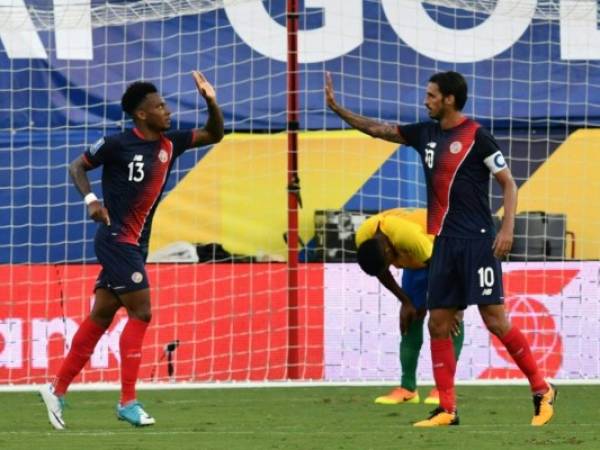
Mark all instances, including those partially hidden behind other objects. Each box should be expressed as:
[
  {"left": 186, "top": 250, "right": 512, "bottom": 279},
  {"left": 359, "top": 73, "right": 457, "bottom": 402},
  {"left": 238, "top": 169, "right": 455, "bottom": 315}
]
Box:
[
  {"left": 164, "top": 130, "right": 195, "bottom": 157},
  {"left": 475, "top": 127, "right": 502, "bottom": 159},
  {"left": 83, "top": 136, "right": 117, "bottom": 168},
  {"left": 355, "top": 215, "right": 379, "bottom": 247},
  {"left": 397, "top": 122, "right": 427, "bottom": 153}
]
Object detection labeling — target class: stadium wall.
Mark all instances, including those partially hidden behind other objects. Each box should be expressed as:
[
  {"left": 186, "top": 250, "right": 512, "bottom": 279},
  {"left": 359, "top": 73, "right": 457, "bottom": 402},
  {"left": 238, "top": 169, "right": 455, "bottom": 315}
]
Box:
[{"left": 1, "top": 262, "right": 598, "bottom": 384}]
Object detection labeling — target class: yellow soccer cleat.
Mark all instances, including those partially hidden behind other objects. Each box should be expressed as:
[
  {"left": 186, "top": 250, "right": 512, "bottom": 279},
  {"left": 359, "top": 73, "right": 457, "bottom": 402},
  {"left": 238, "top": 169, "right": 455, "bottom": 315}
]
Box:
[
  {"left": 531, "top": 383, "right": 557, "bottom": 426},
  {"left": 423, "top": 387, "right": 440, "bottom": 405},
  {"left": 413, "top": 407, "right": 459, "bottom": 427},
  {"left": 374, "top": 387, "right": 420, "bottom": 405}
]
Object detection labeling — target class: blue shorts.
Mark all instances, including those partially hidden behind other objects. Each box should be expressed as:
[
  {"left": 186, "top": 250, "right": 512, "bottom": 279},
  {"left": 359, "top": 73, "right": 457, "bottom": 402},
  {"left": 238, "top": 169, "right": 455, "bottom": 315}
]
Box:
[
  {"left": 401, "top": 267, "right": 428, "bottom": 310},
  {"left": 94, "top": 226, "right": 149, "bottom": 294},
  {"left": 427, "top": 236, "right": 504, "bottom": 310}
]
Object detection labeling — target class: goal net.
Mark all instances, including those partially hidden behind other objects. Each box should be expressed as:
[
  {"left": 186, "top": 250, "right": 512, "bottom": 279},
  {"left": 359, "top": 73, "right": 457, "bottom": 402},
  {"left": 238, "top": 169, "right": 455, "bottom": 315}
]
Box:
[{"left": 1, "top": 0, "right": 599, "bottom": 388}]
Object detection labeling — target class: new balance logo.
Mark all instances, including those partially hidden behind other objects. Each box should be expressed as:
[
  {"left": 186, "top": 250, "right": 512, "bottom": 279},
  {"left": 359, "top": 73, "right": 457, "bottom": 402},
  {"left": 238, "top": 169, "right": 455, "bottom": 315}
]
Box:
[{"left": 482, "top": 288, "right": 493, "bottom": 296}]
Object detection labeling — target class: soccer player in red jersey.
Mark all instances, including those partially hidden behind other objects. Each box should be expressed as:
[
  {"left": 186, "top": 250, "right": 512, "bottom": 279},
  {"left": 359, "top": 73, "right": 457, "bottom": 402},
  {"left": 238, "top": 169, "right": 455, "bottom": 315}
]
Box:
[
  {"left": 325, "top": 71, "right": 556, "bottom": 427},
  {"left": 40, "top": 71, "right": 224, "bottom": 429}
]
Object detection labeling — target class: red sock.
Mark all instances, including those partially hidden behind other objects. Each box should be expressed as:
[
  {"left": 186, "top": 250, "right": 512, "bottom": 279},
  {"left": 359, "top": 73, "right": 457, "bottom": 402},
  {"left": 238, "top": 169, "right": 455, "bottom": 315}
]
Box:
[
  {"left": 431, "top": 338, "right": 457, "bottom": 412},
  {"left": 119, "top": 318, "right": 149, "bottom": 405},
  {"left": 499, "top": 326, "right": 547, "bottom": 393},
  {"left": 53, "top": 317, "right": 106, "bottom": 396}
]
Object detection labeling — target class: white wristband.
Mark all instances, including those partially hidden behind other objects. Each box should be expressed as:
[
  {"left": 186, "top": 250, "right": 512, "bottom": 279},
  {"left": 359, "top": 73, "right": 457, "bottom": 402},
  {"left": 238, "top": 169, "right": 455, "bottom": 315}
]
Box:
[{"left": 84, "top": 192, "right": 98, "bottom": 206}]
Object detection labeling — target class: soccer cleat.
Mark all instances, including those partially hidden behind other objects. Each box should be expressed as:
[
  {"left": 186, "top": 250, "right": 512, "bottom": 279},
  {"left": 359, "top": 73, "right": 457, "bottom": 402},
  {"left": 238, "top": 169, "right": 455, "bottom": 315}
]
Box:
[
  {"left": 423, "top": 387, "right": 440, "bottom": 405},
  {"left": 39, "top": 384, "right": 66, "bottom": 430},
  {"left": 117, "top": 401, "right": 156, "bottom": 427},
  {"left": 374, "top": 387, "right": 420, "bottom": 405},
  {"left": 413, "top": 407, "right": 459, "bottom": 427},
  {"left": 531, "top": 383, "right": 557, "bottom": 426}
]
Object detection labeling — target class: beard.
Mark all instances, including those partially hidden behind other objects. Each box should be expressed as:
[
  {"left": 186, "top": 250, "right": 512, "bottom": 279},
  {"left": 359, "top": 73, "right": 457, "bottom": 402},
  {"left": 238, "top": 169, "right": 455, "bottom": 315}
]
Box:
[{"left": 427, "top": 108, "right": 441, "bottom": 121}]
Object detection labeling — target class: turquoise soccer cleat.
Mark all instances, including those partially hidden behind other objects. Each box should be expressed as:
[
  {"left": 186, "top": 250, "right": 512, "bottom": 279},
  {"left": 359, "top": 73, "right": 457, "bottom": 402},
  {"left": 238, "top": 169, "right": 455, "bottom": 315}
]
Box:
[
  {"left": 39, "top": 384, "right": 66, "bottom": 430},
  {"left": 116, "top": 401, "right": 156, "bottom": 427}
]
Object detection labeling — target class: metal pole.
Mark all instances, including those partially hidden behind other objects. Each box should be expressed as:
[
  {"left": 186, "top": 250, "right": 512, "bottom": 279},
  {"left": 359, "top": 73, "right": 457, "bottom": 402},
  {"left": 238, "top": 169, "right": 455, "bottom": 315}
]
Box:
[{"left": 286, "top": 0, "right": 300, "bottom": 379}]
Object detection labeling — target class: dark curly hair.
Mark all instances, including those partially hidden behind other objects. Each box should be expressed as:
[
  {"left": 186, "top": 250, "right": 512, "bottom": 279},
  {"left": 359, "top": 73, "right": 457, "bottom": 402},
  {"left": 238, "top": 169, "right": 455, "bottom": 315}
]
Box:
[
  {"left": 121, "top": 81, "right": 158, "bottom": 116},
  {"left": 429, "top": 71, "right": 468, "bottom": 111},
  {"left": 357, "top": 238, "right": 386, "bottom": 276}
]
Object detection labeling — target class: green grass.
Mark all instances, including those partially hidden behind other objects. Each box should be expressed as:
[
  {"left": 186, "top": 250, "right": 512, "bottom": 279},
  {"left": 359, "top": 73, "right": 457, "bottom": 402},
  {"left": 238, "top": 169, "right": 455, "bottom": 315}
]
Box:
[{"left": 0, "top": 385, "right": 596, "bottom": 450}]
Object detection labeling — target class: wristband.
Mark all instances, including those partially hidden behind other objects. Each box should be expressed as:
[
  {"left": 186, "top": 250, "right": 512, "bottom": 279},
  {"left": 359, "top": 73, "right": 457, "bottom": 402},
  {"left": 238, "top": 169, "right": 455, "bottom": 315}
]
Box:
[{"left": 84, "top": 192, "right": 98, "bottom": 206}]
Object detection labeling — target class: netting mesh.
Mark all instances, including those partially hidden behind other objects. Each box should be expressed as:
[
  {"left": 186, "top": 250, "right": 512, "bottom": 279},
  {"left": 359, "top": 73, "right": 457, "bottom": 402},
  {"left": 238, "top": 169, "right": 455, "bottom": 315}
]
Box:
[
  {"left": 1, "top": 0, "right": 600, "bottom": 386},
  {"left": 1, "top": 0, "right": 590, "bottom": 32}
]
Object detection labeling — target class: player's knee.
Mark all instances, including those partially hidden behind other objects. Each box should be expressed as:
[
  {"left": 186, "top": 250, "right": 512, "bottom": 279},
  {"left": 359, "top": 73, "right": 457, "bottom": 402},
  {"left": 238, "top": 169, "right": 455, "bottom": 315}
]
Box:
[
  {"left": 416, "top": 308, "right": 427, "bottom": 321},
  {"left": 89, "top": 309, "right": 116, "bottom": 328},
  {"left": 125, "top": 305, "right": 152, "bottom": 323},
  {"left": 483, "top": 317, "right": 510, "bottom": 337},
  {"left": 132, "top": 310, "right": 152, "bottom": 323},
  {"left": 427, "top": 315, "right": 450, "bottom": 339}
]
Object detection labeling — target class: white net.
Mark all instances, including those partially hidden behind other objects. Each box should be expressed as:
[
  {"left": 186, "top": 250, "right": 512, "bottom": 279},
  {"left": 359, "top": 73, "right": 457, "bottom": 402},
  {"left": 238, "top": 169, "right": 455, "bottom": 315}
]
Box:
[
  {"left": 1, "top": 1, "right": 600, "bottom": 387},
  {"left": 2, "top": 0, "right": 595, "bottom": 32},
  {"left": 0, "top": 0, "right": 250, "bottom": 30},
  {"left": 313, "top": 0, "right": 600, "bottom": 383},
  {"left": 0, "top": 0, "right": 320, "bottom": 386}
]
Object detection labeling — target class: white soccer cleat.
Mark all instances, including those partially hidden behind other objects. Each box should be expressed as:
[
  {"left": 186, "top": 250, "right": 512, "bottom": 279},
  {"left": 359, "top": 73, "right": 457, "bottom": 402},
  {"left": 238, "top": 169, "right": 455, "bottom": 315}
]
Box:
[
  {"left": 117, "top": 401, "right": 156, "bottom": 427},
  {"left": 39, "top": 384, "right": 66, "bottom": 430}
]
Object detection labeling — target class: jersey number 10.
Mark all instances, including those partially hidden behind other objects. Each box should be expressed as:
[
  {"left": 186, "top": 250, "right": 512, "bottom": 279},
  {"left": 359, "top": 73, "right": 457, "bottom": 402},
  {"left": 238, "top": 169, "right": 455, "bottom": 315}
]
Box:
[{"left": 477, "top": 266, "right": 495, "bottom": 288}]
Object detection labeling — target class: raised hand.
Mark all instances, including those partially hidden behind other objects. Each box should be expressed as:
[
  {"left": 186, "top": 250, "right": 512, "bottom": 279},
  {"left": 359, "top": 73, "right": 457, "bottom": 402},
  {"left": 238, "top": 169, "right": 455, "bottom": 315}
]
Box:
[
  {"left": 192, "top": 70, "right": 216, "bottom": 102},
  {"left": 325, "top": 71, "right": 338, "bottom": 109}
]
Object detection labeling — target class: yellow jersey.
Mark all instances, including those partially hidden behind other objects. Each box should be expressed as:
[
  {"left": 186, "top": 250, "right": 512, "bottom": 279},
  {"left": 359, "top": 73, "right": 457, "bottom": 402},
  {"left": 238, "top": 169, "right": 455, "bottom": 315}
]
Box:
[{"left": 355, "top": 208, "right": 433, "bottom": 270}]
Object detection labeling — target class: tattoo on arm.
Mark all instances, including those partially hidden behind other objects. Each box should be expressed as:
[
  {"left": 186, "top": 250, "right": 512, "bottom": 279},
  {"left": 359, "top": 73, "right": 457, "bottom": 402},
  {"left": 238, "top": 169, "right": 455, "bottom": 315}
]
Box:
[{"left": 331, "top": 105, "right": 404, "bottom": 143}]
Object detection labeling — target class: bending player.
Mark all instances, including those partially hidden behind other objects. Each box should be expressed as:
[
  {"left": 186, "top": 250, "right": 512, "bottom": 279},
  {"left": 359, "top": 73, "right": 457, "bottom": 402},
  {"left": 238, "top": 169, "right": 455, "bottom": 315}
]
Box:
[
  {"left": 355, "top": 208, "right": 464, "bottom": 406},
  {"left": 40, "top": 71, "right": 224, "bottom": 429},
  {"left": 326, "top": 70, "right": 556, "bottom": 427}
]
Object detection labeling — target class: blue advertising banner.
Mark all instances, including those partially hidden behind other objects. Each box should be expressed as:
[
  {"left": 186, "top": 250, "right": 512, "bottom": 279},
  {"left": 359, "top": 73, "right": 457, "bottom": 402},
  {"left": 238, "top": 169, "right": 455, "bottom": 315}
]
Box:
[
  {"left": 1, "top": 2, "right": 600, "bottom": 131},
  {"left": 0, "top": 2, "right": 596, "bottom": 262}
]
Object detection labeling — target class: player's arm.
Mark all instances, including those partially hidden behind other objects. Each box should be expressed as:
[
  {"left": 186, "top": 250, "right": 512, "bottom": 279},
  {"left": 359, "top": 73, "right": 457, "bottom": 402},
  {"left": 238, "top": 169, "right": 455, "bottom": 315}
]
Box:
[
  {"left": 378, "top": 270, "right": 417, "bottom": 335},
  {"left": 325, "top": 72, "right": 406, "bottom": 144},
  {"left": 377, "top": 269, "right": 411, "bottom": 303},
  {"left": 68, "top": 155, "right": 110, "bottom": 226},
  {"left": 493, "top": 167, "right": 517, "bottom": 259},
  {"left": 190, "top": 70, "right": 224, "bottom": 147}
]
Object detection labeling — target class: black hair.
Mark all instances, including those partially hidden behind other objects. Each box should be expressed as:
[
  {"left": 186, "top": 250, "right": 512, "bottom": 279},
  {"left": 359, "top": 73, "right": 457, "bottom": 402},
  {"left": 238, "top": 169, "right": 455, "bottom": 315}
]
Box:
[
  {"left": 121, "top": 81, "right": 158, "bottom": 116},
  {"left": 357, "top": 238, "right": 387, "bottom": 276},
  {"left": 429, "top": 71, "right": 468, "bottom": 111}
]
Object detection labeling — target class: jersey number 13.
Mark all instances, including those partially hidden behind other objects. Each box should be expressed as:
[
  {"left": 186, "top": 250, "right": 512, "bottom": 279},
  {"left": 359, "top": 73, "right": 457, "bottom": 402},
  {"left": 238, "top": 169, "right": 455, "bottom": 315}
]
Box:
[{"left": 128, "top": 155, "right": 145, "bottom": 182}]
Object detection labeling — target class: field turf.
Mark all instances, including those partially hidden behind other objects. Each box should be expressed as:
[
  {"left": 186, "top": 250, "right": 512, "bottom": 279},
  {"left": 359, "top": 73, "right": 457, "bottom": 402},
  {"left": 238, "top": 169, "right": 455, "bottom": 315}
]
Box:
[{"left": 0, "top": 385, "right": 596, "bottom": 450}]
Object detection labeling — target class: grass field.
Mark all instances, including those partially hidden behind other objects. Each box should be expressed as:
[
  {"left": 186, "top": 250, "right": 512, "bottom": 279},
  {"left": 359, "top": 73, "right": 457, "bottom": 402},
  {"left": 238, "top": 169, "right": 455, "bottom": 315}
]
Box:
[{"left": 0, "top": 385, "right": 597, "bottom": 450}]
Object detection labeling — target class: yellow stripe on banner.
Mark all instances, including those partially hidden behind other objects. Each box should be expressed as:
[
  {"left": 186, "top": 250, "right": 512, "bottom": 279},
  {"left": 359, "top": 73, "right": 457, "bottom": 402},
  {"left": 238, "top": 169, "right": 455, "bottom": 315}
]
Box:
[
  {"left": 149, "top": 131, "right": 399, "bottom": 260},
  {"left": 505, "top": 129, "right": 600, "bottom": 259}
]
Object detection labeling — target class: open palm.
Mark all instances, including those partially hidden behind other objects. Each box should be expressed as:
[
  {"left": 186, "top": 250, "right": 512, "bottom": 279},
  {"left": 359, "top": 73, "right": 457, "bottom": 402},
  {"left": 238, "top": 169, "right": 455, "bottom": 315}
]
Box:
[{"left": 192, "top": 70, "right": 216, "bottom": 101}]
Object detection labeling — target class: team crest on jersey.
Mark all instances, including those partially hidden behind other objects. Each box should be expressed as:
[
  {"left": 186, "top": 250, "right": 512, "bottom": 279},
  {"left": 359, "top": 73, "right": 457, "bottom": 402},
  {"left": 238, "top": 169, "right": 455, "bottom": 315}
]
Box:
[
  {"left": 449, "top": 141, "right": 463, "bottom": 154},
  {"left": 131, "top": 272, "right": 144, "bottom": 283},
  {"left": 158, "top": 149, "right": 169, "bottom": 163}
]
